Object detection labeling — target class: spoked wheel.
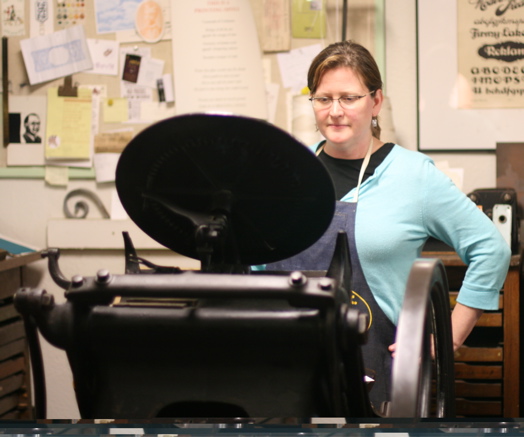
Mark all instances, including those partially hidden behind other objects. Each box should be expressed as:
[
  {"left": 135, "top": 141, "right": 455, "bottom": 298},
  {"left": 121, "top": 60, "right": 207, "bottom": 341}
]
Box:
[{"left": 388, "top": 258, "right": 456, "bottom": 418}]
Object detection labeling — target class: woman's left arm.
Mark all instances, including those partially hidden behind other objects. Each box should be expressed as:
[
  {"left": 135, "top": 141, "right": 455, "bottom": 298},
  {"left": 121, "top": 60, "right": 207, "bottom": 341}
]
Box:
[
  {"left": 451, "top": 302, "right": 484, "bottom": 351},
  {"left": 388, "top": 302, "right": 484, "bottom": 357}
]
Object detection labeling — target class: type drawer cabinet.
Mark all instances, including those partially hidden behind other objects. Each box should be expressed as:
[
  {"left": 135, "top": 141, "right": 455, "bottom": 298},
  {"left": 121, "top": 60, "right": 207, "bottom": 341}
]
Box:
[
  {"left": 424, "top": 252, "right": 521, "bottom": 418},
  {"left": 0, "top": 252, "right": 41, "bottom": 419}
]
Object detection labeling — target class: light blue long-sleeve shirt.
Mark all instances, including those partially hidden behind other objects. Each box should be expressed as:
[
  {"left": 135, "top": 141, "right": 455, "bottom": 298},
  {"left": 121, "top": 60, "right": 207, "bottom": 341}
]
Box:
[{"left": 323, "top": 143, "right": 511, "bottom": 324}]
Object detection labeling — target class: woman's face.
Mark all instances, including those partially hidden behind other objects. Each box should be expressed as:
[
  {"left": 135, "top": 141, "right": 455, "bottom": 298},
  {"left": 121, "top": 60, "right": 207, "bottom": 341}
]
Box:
[{"left": 312, "top": 66, "right": 382, "bottom": 155}]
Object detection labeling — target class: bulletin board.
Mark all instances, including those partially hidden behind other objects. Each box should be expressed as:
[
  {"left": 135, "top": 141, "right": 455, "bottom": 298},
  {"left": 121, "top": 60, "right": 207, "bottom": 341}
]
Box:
[
  {"left": 0, "top": 0, "right": 384, "bottom": 181},
  {"left": 0, "top": 0, "right": 174, "bottom": 181},
  {"left": 417, "top": 0, "right": 524, "bottom": 151}
]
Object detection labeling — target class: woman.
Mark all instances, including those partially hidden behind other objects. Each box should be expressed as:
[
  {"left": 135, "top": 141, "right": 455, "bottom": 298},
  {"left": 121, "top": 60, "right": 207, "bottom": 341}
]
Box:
[{"left": 266, "top": 40, "right": 511, "bottom": 411}]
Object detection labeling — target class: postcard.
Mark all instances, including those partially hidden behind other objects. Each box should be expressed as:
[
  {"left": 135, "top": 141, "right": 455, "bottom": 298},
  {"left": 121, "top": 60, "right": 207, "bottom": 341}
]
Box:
[
  {"left": 20, "top": 25, "right": 93, "bottom": 85},
  {"left": 1, "top": 0, "right": 25, "bottom": 37},
  {"left": 122, "top": 53, "right": 141, "bottom": 83},
  {"left": 7, "top": 95, "right": 47, "bottom": 166},
  {"left": 29, "top": 0, "right": 54, "bottom": 38},
  {"left": 85, "top": 39, "right": 119, "bottom": 76},
  {"left": 95, "top": 0, "right": 142, "bottom": 34}
]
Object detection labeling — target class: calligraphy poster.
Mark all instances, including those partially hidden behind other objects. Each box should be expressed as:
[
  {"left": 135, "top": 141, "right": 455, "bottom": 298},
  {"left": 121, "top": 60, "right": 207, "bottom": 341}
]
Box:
[
  {"left": 457, "top": 0, "right": 524, "bottom": 109},
  {"left": 171, "top": 0, "right": 268, "bottom": 119}
]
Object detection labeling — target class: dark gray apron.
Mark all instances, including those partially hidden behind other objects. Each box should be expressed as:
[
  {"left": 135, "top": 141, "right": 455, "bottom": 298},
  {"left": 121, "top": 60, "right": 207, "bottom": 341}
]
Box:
[{"left": 266, "top": 200, "right": 396, "bottom": 411}]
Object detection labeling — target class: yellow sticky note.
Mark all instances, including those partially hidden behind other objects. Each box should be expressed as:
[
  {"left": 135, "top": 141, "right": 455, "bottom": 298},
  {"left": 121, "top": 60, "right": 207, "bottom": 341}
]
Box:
[
  {"left": 46, "top": 88, "right": 93, "bottom": 160},
  {"left": 103, "top": 98, "right": 129, "bottom": 123}
]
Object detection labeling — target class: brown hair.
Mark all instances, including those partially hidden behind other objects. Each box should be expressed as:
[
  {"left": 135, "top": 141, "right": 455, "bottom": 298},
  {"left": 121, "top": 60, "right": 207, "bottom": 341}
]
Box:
[{"left": 307, "top": 40, "right": 383, "bottom": 138}]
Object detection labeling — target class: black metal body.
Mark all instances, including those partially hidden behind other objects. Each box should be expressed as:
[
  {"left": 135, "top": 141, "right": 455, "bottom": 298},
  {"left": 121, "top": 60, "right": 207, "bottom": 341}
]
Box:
[{"left": 15, "top": 245, "right": 372, "bottom": 419}]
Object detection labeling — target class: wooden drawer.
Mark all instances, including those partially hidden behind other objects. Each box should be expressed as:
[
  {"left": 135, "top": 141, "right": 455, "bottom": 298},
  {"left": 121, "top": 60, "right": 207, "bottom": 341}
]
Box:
[{"left": 455, "top": 399, "right": 502, "bottom": 417}]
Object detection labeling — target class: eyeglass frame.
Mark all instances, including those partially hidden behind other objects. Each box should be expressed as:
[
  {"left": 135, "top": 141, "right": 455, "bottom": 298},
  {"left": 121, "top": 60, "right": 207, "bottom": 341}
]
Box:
[{"left": 308, "top": 91, "right": 376, "bottom": 109}]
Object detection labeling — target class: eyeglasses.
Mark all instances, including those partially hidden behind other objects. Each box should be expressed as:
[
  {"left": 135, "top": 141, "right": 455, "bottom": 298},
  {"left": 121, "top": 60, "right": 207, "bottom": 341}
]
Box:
[{"left": 309, "top": 91, "right": 375, "bottom": 109}]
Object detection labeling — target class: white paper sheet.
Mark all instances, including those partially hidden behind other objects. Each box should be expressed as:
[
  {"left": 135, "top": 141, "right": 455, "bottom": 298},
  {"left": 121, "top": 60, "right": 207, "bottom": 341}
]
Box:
[
  {"left": 136, "top": 57, "right": 164, "bottom": 88},
  {"left": 85, "top": 39, "right": 119, "bottom": 76},
  {"left": 7, "top": 95, "right": 47, "bottom": 166},
  {"left": 93, "top": 153, "right": 120, "bottom": 183},
  {"left": 20, "top": 25, "right": 93, "bottom": 85},
  {"left": 277, "top": 44, "right": 322, "bottom": 93}
]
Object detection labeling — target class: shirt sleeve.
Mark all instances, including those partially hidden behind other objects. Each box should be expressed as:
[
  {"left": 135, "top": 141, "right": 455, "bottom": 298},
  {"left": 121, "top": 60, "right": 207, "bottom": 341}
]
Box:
[{"left": 422, "top": 161, "right": 511, "bottom": 310}]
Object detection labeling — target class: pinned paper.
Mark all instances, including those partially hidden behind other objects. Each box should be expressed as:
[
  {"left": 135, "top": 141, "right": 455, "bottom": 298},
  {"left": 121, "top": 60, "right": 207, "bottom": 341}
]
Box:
[
  {"left": 122, "top": 53, "right": 141, "bottom": 82},
  {"left": 45, "top": 87, "right": 93, "bottom": 160},
  {"left": 55, "top": 0, "right": 86, "bottom": 29},
  {"left": 291, "top": 0, "right": 326, "bottom": 39},
  {"left": 136, "top": 57, "right": 164, "bottom": 88},
  {"left": 84, "top": 84, "right": 107, "bottom": 139},
  {"left": 260, "top": 0, "right": 291, "bottom": 52},
  {"left": 85, "top": 39, "right": 119, "bottom": 76},
  {"left": 45, "top": 165, "right": 69, "bottom": 186},
  {"left": 20, "top": 25, "right": 93, "bottom": 85},
  {"left": 30, "top": 0, "right": 54, "bottom": 37},
  {"left": 93, "top": 153, "right": 121, "bottom": 183},
  {"left": 135, "top": 0, "right": 165, "bottom": 43},
  {"left": 103, "top": 98, "right": 129, "bottom": 123},
  {"left": 277, "top": 44, "right": 321, "bottom": 93},
  {"left": 95, "top": 0, "right": 142, "bottom": 34},
  {"left": 7, "top": 95, "right": 47, "bottom": 166},
  {"left": 1, "top": 0, "right": 25, "bottom": 37},
  {"left": 115, "top": 0, "right": 172, "bottom": 43},
  {"left": 94, "top": 131, "right": 133, "bottom": 153},
  {"left": 171, "top": 0, "right": 267, "bottom": 119}
]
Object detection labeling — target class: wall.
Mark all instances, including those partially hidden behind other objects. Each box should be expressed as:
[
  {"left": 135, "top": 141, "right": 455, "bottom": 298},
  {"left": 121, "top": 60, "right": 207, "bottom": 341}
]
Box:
[{"left": 0, "top": 0, "right": 501, "bottom": 419}]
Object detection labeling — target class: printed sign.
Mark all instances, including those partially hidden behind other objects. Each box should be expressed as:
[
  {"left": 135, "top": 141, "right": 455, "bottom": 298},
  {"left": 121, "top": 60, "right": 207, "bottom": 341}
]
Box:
[{"left": 457, "top": 0, "right": 524, "bottom": 109}]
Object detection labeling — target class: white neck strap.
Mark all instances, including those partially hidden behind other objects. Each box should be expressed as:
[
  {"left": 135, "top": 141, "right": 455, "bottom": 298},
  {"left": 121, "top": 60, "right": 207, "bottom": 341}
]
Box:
[{"left": 354, "top": 137, "right": 374, "bottom": 203}]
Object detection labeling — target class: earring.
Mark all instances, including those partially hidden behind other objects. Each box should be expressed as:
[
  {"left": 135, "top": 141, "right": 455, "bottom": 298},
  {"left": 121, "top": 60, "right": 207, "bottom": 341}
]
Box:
[{"left": 371, "top": 117, "right": 378, "bottom": 128}]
